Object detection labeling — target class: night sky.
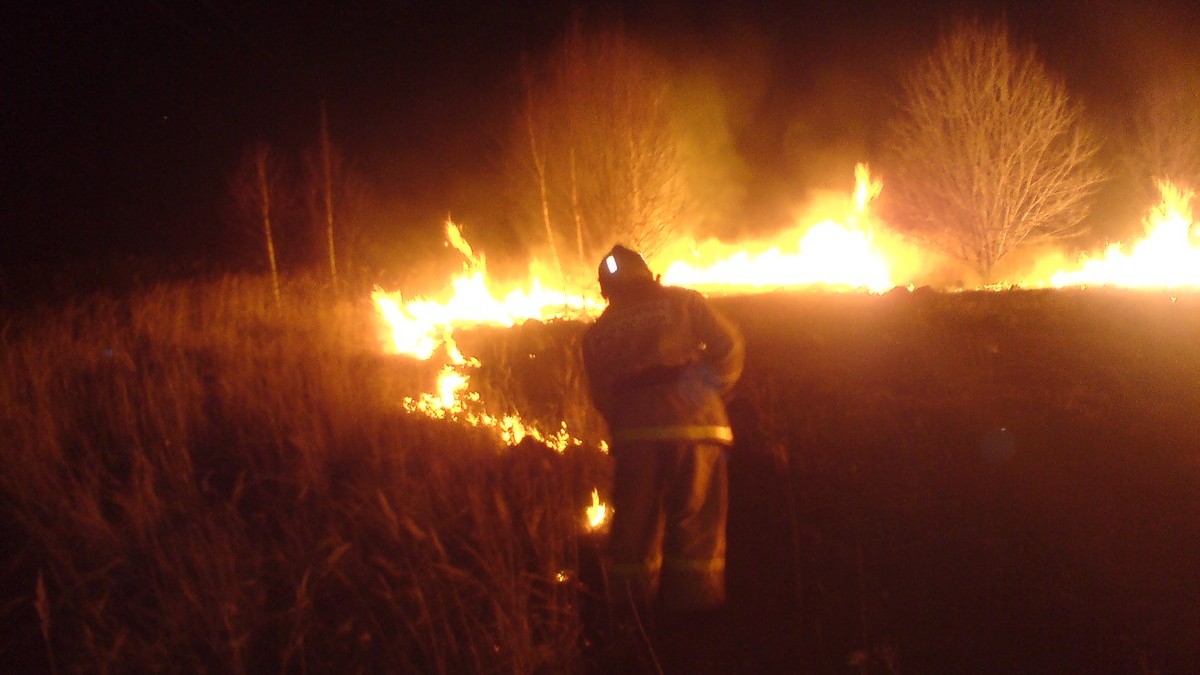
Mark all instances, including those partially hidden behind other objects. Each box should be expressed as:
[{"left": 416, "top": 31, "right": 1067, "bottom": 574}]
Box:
[{"left": 3, "top": 0, "right": 1199, "bottom": 290}]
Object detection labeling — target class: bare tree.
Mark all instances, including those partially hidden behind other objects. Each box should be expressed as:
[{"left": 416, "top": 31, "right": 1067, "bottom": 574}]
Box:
[
  {"left": 1123, "top": 74, "right": 1200, "bottom": 203},
  {"left": 882, "top": 19, "right": 1106, "bottom": 279},
  {"left": 521, "top": 55, "right": 565, "bottom": 283},
  {"left": 516, "top": 19, "right": 686, "bottom": 281},
  {"left": 302, "top": 103, "right": 372, "bottom": 288},
  {"left": 233, "top": 141, "right": 284, "bottom": 305},
  {"left": 304, "top": 103, "right": 368, "bottom": 290},
  {"left": 317, "top": 102, "right": 338, "bottom": 287}
]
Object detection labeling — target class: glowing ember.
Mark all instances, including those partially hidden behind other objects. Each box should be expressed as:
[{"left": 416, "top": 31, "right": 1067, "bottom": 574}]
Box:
[
  {"left": 657, "top": 165, "right": 913, "bottom": 293},
  {"left": 1047, "top": 180, "right": 1200, "bottom": 288},
  {"left": 585, "top": 488, "right": 609, "bottom": 531},
  {"left": 402, "top": 364, "right": 584, "bottom": 451}
]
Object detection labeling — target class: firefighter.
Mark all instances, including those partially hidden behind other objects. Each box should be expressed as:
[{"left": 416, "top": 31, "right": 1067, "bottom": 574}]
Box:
[{"left": 582, "top": 244, "right": 744, "bottom": 668}]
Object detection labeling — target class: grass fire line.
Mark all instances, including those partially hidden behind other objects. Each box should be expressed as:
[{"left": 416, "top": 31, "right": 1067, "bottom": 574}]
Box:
[
  {"left": 3, "top": 169, "right": 1199, "bottom": 670},
  {"left": 369, "top": 166, "right": 1200, "bottom": 552},
  {"left": 0, "top": 275, "right": 617, "bottom": 674},
  {"left": 371, "top": 220, "right": 611, "bottom": 531}
]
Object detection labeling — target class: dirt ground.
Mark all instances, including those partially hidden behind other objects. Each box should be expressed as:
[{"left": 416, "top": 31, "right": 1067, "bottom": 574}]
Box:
[{"left": 701, "top": 288, "right": 1200, "bottom": 674}]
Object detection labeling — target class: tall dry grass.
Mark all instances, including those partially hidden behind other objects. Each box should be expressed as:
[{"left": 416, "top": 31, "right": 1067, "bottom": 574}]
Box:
[{"left": 0, "top": 275, "right": 608, "bottom": 674}]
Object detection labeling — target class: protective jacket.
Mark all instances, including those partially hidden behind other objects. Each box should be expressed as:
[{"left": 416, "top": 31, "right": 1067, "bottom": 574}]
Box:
[{"left": 582, "top": 282, "right": 744, "bottom": 445}]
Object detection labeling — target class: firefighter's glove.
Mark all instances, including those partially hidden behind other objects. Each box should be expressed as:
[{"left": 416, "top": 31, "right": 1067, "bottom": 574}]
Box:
[{"left": 678, "top": 363, "right": 720, "bottom": 406}]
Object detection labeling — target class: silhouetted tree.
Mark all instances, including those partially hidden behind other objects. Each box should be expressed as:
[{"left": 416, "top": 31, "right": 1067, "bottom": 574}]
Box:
[
  {"left": 317, "top": 102, "right": 338, "bottom": 287},
  {"left": 883, "top": 19, "right": 1106, "bottom": 279},
  {"left": 516, "top": 19, "right": 686, "bottom": 280},
  {"left": 233, "top": 141, "right": 285, "bottom": 305},
  {"left": 304, "top": 104, "right": 369, "bottom": 289}
]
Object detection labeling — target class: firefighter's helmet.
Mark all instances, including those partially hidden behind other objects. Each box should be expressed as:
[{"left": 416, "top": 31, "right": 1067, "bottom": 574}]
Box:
[{"left": 597, "top": 244, "right": 654, "bottom": 298}]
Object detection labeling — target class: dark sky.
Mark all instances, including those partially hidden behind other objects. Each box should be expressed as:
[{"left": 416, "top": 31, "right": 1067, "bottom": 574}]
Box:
[
  {"left": 3, "top": 1, "right": 576, "bottom": 269},
  {"left": 3, "top": 0, "right": 1198, "bottom": 284}
]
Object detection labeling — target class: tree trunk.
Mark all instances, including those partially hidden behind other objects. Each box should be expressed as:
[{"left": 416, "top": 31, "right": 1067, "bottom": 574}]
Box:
[
  {"left": 319, "top": 102, "right": 338, "bottom": 288},
  {"left": 626, "top": 127, "right": 642, "bottom": 239},
  {"left": 523, "top": 62, "right": 564, "bottom": 284},
  {"left": 255, "top": 148, "right": 281, "bottom": 307},
  {"left": 570, "top": 146, "right": 586, "bottom": 267}
]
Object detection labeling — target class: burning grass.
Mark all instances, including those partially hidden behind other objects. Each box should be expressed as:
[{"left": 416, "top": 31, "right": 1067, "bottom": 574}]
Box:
[
  {"left": 0, "top": 276, "right": 608, "bottom": 674},
  {"left": 3, "top": 276, "right": 1199, "bottom": 673}
]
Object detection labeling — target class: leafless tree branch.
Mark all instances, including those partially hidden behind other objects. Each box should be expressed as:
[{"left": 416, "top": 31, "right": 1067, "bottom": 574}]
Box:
[{"left": 883, "top": 19, "right": 1106, "bottom": 279}]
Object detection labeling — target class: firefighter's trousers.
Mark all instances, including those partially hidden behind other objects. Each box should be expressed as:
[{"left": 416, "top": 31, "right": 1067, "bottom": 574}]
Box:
[{"left": 608, "top": 440, "right": 728, "bottom": 612}]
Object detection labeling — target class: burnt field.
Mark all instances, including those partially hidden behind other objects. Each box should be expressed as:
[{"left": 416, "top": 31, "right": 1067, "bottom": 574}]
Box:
[
  {"left": 1, "top": 281, "right": 1198, "bottom": 673},
  {"left": 710, "top": 289, "right": 1200, "bottom": 674}
]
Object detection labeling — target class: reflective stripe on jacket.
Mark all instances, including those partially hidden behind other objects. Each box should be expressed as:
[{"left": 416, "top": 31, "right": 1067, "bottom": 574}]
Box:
[{"left": 612, "top": 425, "right": 734, "bottom": 444}]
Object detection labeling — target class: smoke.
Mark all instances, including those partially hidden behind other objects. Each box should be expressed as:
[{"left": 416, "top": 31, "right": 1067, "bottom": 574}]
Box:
[
  {"left": 365, "top": 0, "right": 1200, "bottom": 288},
  {"left": 668, "top": 64, "right": 753, "bottom": 240},
  {"left": 1026, "top": 0, "right": 1200, "bottom": 112},
  {"left": 783, "top": 67, "right": 882, "bottom": 187},
  {"left": 665, "top": 30, "right": 792, "bottom": 242}
]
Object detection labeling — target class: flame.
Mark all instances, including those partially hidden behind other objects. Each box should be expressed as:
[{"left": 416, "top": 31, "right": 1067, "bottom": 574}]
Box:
[
  {"left": 1045, "top": 180, "right": 1200, "bottom": 288},
  {"left": 371, "top": 220, "right": 599, "bottom": 453},
  {"left": 657, "top": 164, "right": 916, "bottom": 293},
  {"left": 371, "top": 174, "right": 1200, "bottom": 461},
  {"left": 444, "top": 216, "right": 483, "bottom": 267},
  {"left": 585, "top": 488, "right": 609, "bottom": 531},
  {"left": 370, "top": 172, "right": 1200, "bottom": 461},
  {"left": 373, "top": 168, "right": 907, "bottom": 369},
  {"left": 384, "top": 330, "right": 589, "bottom": 452},
  {"left": 370, "top": 170, "right": 921, "bottom": 456},
  {"left": 373, "top": 222, "right": 600, "bottom": 360},
  {"left": 362, "top": 171, "right": 1200, "bottom": 556},
  {"left": 369, "top": 172, "right": 905, "bottom": 536},
  {"left": 397, "top": 360, "right": 584, "bottom": 451},
  {"left": 365, "top": 170, "right": 1200, "bottom": 548}
]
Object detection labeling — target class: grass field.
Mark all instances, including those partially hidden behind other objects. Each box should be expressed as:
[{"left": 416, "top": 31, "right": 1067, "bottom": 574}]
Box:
[
  {"left": 2, "top": 278, "right": 1198, "bottom": 673},
  {"left": 716, "top": 289, "right": 1200, "bottom": 674},
  {"left": 0, "top": 277, "right": 607, "bottom": 674}
]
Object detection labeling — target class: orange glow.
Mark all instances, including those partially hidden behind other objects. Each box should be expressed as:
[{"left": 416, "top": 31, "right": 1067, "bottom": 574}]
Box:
[
  {"left": 367, "top": 170, "right": 1200, "bottom": 548},
  {"left": 656, "top": 165, "right": 920, "bottom": 294},
  {"left": 585, "top": 488, "right": 610, "bottom": 531},
  {"left": 370, "top": 173, "right": 1200, "bottom": 461},
  {"left": 373, "top": 169, "right": 911, "bottom": 373},
  {"left": 370, "top": 171, "right": 927, "bottom": 456},
  {"left": 363, "top": 168, "right": 1200, "bottom": 556},
  {"left": 1042, "top": 181, "right": 1200, "bottom": 289},
  {"left": 371, "top": 222, "right": 600, "bottom": 360},
  {"left": 371, "top": 220, "right": 597, "bottom": 453},
  {"left": 401, "top": 368, "right": 582, "bottom": 451}
]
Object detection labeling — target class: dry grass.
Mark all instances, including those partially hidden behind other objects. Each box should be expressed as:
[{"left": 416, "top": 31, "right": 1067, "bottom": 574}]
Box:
[
  {"left": 7, "top": 280, "right": 1198, "bottom": 673},
  {"left": 0, "top": 275, "right": 607, "bottom": 674}
]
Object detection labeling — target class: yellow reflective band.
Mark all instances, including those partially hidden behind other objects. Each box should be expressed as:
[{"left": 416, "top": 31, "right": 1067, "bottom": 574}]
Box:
[
  {"left": 611, "top": 558, "right": 662, "bottom": 577},
  {"left": 612, "top": 425, "right": 734, "bottom": 444},
  {"left": 663, "top": 556, "right": 726, "bottom": 573},
  {"left": 605, "top": 255, "right": 618, "bottom": 274}
]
